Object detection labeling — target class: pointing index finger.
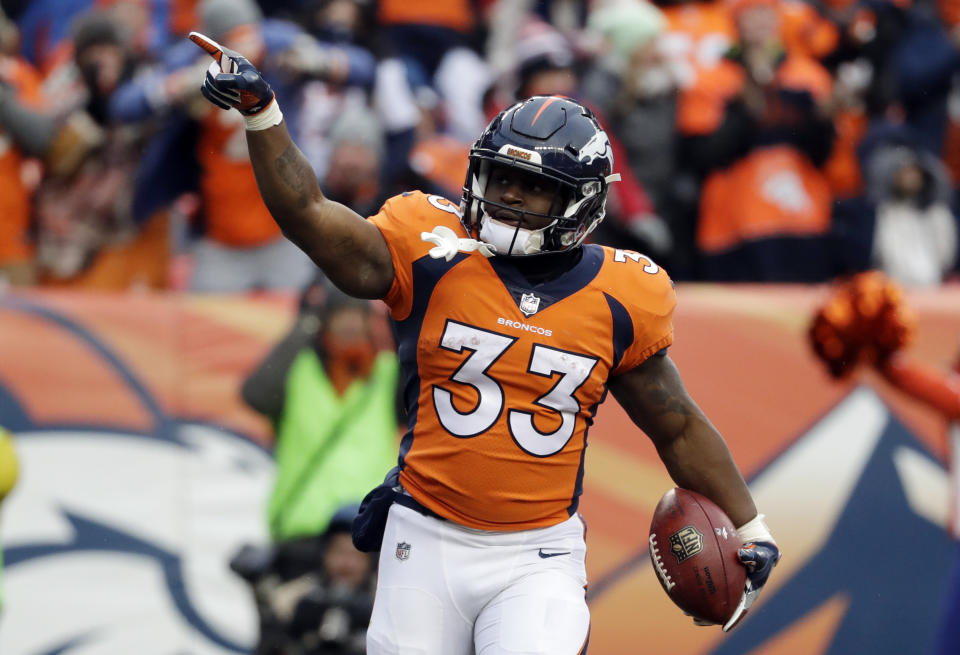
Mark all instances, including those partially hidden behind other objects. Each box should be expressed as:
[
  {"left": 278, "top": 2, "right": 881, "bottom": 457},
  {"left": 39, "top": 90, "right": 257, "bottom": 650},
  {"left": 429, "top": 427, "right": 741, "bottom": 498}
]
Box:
[{"left": 188, "top": 31, "right": 223, "bottom": 64}]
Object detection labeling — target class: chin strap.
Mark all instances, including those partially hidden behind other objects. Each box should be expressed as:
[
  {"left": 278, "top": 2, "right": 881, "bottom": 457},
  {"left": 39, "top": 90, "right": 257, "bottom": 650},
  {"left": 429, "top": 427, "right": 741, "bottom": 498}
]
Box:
[{"left": 421, "top": 225, "right": 497, "bottom": 260}]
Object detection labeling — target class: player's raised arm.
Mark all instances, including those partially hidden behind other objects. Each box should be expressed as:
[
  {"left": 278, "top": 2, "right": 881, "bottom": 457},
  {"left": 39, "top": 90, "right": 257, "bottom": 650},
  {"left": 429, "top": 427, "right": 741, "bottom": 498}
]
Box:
[
  {"left": 608, "top": 353, "right": 780, "bottom": 631},
  {"left": 188, "top": 32, "right": 393, "bottom": 299}
]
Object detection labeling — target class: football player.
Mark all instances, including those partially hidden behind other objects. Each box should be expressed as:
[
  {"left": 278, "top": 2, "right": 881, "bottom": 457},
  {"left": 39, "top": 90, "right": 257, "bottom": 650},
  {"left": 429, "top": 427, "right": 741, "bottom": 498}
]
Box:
[{"left": 190, "top": 32, "right": 780, "bottom": 653}]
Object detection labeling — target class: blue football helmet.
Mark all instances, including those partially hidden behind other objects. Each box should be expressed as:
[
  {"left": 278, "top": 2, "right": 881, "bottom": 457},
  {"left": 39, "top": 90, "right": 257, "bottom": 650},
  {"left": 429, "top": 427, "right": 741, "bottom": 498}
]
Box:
[{"left": 460, "top": 95, "right": 620, "bottom": 256}]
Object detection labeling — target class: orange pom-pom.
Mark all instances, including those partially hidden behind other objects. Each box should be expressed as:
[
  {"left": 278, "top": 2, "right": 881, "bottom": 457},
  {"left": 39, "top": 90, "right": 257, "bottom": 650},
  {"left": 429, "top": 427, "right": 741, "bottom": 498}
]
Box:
[{"left": 808, "top": 272, "right": 915, "bottom": 378}]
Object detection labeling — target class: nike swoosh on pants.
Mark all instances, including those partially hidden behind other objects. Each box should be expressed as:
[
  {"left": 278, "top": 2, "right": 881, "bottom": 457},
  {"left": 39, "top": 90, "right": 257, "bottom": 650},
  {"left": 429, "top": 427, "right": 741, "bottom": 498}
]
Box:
[{"left": 538, "top": 549, "right": 571, "bottom": 559}]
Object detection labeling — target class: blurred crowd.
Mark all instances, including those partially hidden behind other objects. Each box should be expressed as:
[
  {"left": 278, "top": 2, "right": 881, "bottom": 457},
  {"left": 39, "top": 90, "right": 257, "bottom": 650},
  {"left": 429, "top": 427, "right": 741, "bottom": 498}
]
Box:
[{"left": 1, "top": 0, "right": 960, "bottom": 290}]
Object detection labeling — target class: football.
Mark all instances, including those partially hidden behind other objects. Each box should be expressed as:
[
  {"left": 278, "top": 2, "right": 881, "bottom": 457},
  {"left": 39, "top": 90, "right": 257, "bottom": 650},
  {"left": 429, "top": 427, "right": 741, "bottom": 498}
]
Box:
[{"left": 648, "top": 487, "right": 746, "bottom": 625}]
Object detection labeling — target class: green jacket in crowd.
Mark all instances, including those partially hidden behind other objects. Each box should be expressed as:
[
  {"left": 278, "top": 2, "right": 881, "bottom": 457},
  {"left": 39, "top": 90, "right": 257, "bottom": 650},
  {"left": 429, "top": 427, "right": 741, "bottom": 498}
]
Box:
[{"left": 267, "top": 349, "right": 399, "bottom": 541}]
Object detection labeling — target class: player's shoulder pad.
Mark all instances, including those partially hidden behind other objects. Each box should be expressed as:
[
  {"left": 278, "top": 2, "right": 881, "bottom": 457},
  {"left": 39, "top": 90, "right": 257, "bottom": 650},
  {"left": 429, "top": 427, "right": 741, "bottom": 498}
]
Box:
[
  {"left": 378, "top": 191, "right": 465, "bottom": 231},
  {"left": 596, "top": 246, "right": 676, "bottom": 316},
  {"left": 372, "top": 191, "right": 468, "bottom": 265}
]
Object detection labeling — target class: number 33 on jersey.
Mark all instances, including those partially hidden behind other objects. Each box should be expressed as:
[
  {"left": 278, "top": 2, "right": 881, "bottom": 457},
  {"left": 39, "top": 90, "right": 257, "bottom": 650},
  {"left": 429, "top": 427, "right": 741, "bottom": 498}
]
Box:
[{"left": 370, "top": 192, "right": 676, "bottom": 532}]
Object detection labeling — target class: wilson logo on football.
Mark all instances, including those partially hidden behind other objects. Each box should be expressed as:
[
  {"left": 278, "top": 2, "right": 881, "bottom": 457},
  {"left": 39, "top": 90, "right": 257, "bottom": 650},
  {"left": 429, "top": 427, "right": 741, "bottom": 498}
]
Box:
[{"left": 669, "top": 526, "right": 704, "bottom": 563}]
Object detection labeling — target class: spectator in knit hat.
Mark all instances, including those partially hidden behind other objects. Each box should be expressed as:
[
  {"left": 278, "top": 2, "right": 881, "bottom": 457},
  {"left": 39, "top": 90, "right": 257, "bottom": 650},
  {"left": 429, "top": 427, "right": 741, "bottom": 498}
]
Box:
[
  {"left": 321, "top": 108, "right": 386, "bottom": 217},
  {"left": 30, "top": 9, "right": 168, "bottom": 289},
  {"left": 834, "top": 126, "right": 959, "bottom": 285},
  {"left": 581, "top": 1, "right": 682, "bottom": 266}
]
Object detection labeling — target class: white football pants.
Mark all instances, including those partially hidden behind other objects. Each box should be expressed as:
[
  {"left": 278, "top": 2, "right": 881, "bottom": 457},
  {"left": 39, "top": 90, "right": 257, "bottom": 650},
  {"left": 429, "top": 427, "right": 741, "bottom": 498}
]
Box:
[{"left": 367, "top": 503, "right": 591, "bottom": 655}]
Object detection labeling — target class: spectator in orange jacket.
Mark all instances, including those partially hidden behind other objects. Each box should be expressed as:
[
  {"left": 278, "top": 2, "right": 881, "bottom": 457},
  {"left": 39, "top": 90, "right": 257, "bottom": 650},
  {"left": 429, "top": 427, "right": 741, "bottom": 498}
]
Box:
[
  {"left": 30, "top": 9, "right": 170, "bottom": 289},
  {"left": 0, "top": 7, "right": 101, "bottom": 286},
  {"left": 0, "top": 29, "right": 46, "bottom": 285},
  {"left": 110, "top": 0, "right": 374, "bottom": 291},
  {"left": 688, "top": 0, "right": 839, "bottom": 281}
]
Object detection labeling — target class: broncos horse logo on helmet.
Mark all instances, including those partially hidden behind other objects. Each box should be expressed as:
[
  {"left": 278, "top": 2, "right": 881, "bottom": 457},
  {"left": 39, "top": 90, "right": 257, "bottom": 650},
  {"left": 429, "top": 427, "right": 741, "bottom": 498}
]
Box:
[{"left": 460, "top": 96, "right": 621, "bottom": 256}]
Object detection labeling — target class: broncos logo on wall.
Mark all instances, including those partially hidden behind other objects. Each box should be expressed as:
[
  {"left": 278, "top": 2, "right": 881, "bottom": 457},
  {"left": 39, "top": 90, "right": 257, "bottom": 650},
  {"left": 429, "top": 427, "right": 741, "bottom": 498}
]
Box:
[
  {"left": 1, "top": 424, "right": 272, "bottom": 654},
  {"left": 711, "top": 387, "right": 952, "bottom": 654},
  {"left": 0, "top": 297, "right": 274, "bottom": 655}
]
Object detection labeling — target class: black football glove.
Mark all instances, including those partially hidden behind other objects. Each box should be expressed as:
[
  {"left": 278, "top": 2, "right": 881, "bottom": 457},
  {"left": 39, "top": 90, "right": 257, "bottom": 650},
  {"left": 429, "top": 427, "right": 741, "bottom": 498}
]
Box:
[
  {"left": 189, "top": 31, "right": 275, "bottom": 116},
  {"left": 723, "top": 539, "right": 781, "bottom": 631}
]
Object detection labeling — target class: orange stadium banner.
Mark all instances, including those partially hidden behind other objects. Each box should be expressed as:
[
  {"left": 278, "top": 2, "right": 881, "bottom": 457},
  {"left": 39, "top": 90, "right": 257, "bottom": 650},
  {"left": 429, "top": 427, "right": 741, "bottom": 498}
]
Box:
[{"left": 0, "top": 285, "right": 958, "bottom": 654}]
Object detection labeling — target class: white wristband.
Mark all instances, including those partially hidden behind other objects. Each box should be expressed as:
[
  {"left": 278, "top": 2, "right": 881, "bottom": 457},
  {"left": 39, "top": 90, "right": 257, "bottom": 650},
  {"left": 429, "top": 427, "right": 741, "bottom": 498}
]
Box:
[
  {"left": 244, "top": 99, "right": 283, "bottom": 131},
  {"left": 736, "top": 513, "right": 774, "bottom": 544}
]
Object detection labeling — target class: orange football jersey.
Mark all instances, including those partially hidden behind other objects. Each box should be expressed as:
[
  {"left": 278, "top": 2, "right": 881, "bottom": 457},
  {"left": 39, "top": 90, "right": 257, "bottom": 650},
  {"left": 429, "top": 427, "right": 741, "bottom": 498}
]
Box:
[{"left": 369, "top": 192, "right": 676, "bottom": 531}]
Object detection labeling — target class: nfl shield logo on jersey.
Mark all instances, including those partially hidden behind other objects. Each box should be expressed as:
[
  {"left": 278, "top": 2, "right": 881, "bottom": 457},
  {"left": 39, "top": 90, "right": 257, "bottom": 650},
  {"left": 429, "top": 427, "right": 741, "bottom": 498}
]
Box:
[
  {"left": 395, "top": 541, "right": 411, "bottom": 561},
  {"left": 519, "top": 293, "right": 541, "bottom": 317}
]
